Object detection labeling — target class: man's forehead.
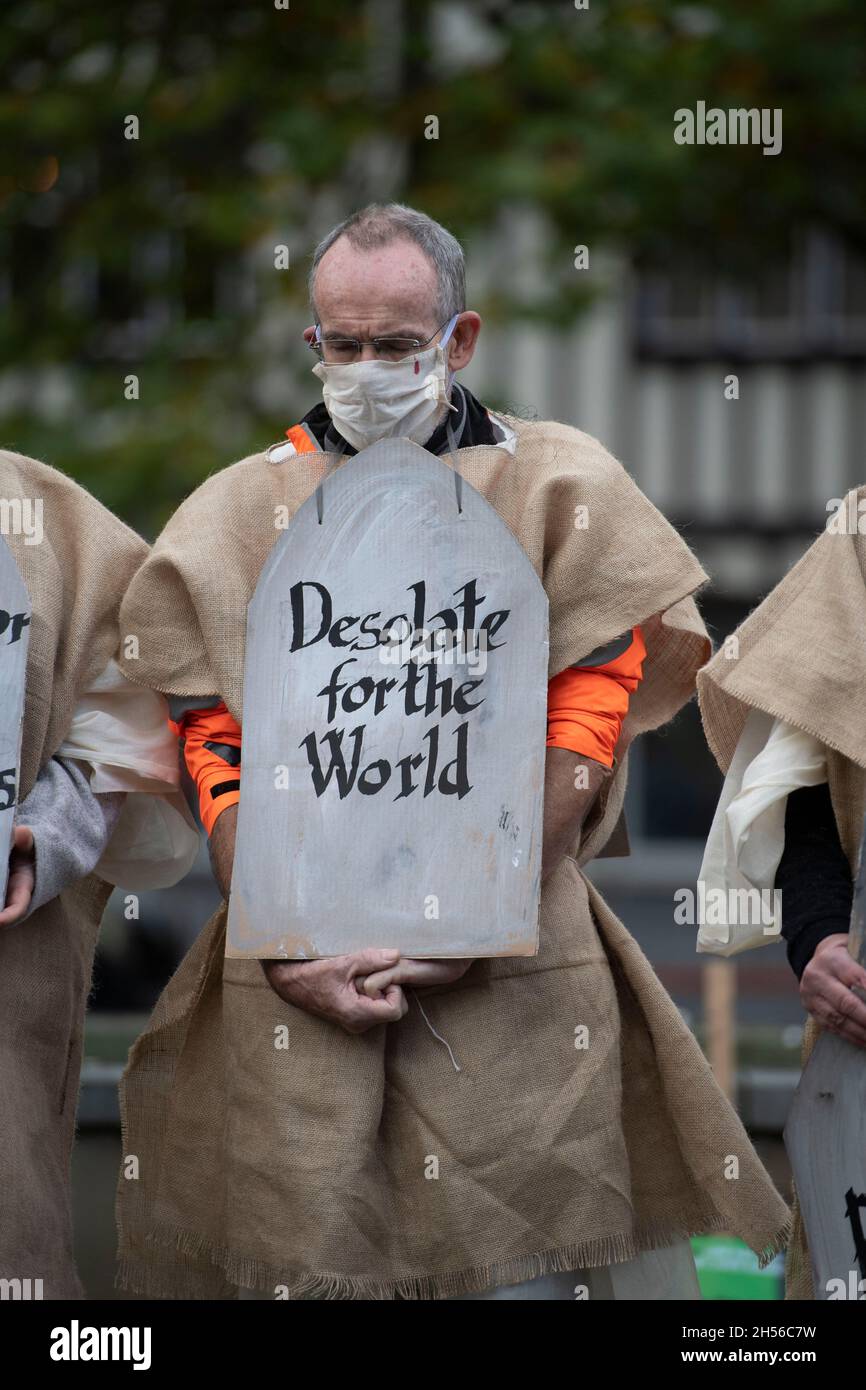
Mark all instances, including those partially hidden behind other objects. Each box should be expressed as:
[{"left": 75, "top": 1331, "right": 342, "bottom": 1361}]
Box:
[{"left": 314, "top": 237, "right": 438, "bottom": 327}]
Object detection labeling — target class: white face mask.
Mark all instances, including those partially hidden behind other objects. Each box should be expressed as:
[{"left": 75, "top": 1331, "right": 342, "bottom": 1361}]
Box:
[{"left": 312, "top": 315, "right": 459, "bottom": 452}]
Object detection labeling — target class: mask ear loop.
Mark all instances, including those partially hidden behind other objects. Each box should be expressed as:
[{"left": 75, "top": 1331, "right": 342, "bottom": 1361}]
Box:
[
  {"left": 436, "top": 314, "right": 463, "bottom": 514},
  {"left": 311, "top": 321, "right": 341, "bottom": 523}
]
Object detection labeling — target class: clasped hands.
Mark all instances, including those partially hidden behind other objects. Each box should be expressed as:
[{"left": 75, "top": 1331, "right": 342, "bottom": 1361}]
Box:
[
  {"left": 211, "top": 807, "right": 475, "bottom": 1035},
  {"left": 261, "top": 951, "right": 473, "bottom": 1034}
]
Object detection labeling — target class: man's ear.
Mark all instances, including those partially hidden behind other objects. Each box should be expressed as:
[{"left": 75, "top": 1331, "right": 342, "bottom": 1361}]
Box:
[
  {"left": 303, "top": 324, "right": 317, "bottom": 345},
  {"left": 447, "top": 312, "right": 482, "bottom": 372}
]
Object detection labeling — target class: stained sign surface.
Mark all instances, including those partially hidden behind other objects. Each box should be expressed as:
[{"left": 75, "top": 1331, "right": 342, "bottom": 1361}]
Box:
[
  {"left": 227, "top": 438, "right": 548, "bottom": 959},
  {"left": 0, "top": 535, "right": 31, "bottom": 905}
]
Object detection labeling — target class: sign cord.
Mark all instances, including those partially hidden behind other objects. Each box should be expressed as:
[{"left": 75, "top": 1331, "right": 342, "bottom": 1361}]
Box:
[{"left": 411, "top": 989, "right": 462, "bottom": 1074}]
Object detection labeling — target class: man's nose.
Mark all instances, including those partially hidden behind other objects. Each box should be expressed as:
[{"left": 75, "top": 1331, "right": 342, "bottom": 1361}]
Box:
[{"left": 358, "top": 341, "right": 379, "bottom": 362}]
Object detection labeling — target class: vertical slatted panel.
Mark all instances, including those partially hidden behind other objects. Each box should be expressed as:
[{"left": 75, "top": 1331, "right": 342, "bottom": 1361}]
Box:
[
  {"left": 809, "top": 365, "right": 851, "bottom": 515},
  {"left": 633, "top": 365, "right": 676, "bottom": 514},
  {"left": 569, "top": 256, "right": 630, "bottom": 456},
  {"left": 483, "top": 329, "right": 865, "bottom": 528},
  {"left": 749, "top": 366, "right": 791, "bottom": 519},
  {"left": 469, "top": 233, "right": 863, "bottom": 527},
  {"left": 693, "top": 366, "right": 731, "bottom": 516}
]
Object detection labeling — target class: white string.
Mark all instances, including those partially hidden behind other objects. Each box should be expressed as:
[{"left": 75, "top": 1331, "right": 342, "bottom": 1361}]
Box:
[{"left": 411, "top": 989, "right": 462, "bottom": 1073}]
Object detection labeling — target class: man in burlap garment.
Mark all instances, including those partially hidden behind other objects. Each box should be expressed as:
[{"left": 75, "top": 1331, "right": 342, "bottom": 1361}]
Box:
[
  {"left": 114, "top": 409, "right": 790, "bottom": 1298},
  {"left": 698, "top": 486, "right": 866, "bottom": 1299},
  {"left": 0, "top": 449, "right": 176, "bottom": 1299}
]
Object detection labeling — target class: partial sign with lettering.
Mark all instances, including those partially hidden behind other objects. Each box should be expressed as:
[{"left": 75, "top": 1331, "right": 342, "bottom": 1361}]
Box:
[
  {"left": 0, "top": 536, "right": 31, "bottom": 905},
  {"left": 227, "top": 438, "right": 548, "bottom": 959}
]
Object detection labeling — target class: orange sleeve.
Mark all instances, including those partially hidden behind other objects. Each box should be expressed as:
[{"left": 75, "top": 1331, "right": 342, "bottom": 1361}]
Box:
[
  {"left": 546, "top": 626, "right": 646, "bottom": 768},
  {"left": 173, "top": 703, "right": 243, "bottom": 836}
]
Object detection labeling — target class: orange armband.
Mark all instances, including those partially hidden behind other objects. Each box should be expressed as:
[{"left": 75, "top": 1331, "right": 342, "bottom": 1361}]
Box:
[
  {"left": 172, "top": 700, "right": 243, "bottom": 835},
  {"left": 546, "top": 626, "right": 646, "bottom": 768}
]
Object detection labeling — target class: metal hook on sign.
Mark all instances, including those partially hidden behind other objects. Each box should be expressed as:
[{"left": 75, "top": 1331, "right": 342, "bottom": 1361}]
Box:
[
  {"left": 446, "top": 418, "right": 463, "bottom": 515},
  {"left": 316, "top": 450, "right": 346, "bottom": 524}
]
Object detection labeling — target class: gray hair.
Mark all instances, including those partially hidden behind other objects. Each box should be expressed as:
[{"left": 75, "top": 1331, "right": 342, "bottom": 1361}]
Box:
[{"left": 308, "top": 203, "right": 466, "bottom": 325}]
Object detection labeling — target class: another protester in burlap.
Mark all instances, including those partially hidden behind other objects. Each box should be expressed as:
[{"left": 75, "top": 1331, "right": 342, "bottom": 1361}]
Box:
[
  {"left": 0, "top": 449, "right": 199, "bottom": 1299},
  {"left": 698, "top": 485, "right": 866, "bottom": 1300}
]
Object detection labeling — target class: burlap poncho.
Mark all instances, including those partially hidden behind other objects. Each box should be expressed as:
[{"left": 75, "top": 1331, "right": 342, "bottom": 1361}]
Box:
[
  {"left": 116, "top": 418, "right": 789, "bottom": 1299},
  {"left": 698, "top": 485, "right": 866, "bottom": 1300},
  {"left": 0, "top": 450, "right": 148, "bottom": 1299}
]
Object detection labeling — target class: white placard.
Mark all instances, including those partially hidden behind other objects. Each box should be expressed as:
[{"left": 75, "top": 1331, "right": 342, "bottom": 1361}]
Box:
[{"left": 227, "top": 439, "right": 548, "bottom": 958}]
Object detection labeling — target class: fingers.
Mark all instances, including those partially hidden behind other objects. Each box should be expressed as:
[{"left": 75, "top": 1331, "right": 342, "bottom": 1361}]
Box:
[
  {"left": 0, "top": 871, "right": 33, "bottom": 925},
  {"left": 362, "top": 958, "right": 473, "bottom": 996},
  {"left": 832, "top": 1020, "right": 866, "bottom": 1049},
  {"left": 816, "top": 983, "right": 866, "bottom": 1046},
  {"left": 0, "top": 827, "right": 36, "bottom": 923},
  {"left": 385, "top": 984, "right": 409, "bottom": 1020},
  {"left": 804, "top": 970, "right": 866, "bottom": 1036},
  {"left": 833, "top": 986, "right": 866, "bottom": 1034},
  {"left": 827, "top": 976, "right": 866, "bottom": 1030},
  {"left": 363, "top": 961, "right": 442, "bottom": 995},
  {"left": 817, "top": 1005, "right": 866, "bottom": 1049},
  {"left": 802, "top": 941, "right": 866, "bottom": 1040},
  {"left": 835, "top": 956, "right": 866, "bottom": 999},
  {"left": 362, "top": 965, "right": 401, "bottom": 996},
  {"left": 803, "top": 964, "right": 866, "bottom": 1048},
  {"left": 348, "top": 985, "right": 407, "bottom": 1029},
  {"left": 347, "top": 948, "right": 400, "bottom": 977},
  {"left": 817, "top": 937, "right": 866, "bottom": 993},
  {"left": 12, "top": 825, "right": 34, "bottom": 855}
]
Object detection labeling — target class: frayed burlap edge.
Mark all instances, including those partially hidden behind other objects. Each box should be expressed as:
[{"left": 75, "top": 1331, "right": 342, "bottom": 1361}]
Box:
[{"left": 117, "top": 1214, "right": 790, "bottom": 1301}]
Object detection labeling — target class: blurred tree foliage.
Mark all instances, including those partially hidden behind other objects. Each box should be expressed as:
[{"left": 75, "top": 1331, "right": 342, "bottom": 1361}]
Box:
[{"left": 1, "top": 0, "right": 864, "bottom": 531}]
